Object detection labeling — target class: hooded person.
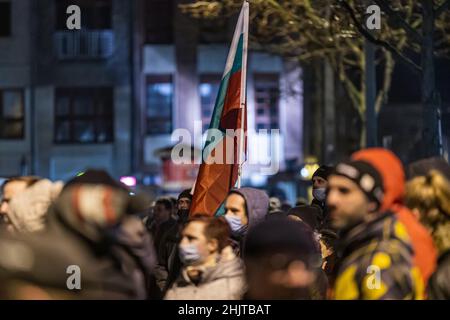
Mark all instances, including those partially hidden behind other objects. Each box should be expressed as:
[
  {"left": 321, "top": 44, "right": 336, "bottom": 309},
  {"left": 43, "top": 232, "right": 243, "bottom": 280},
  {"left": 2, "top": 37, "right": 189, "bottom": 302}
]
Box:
[
  {"left": 311, "top": 165, "right": 334, "bottom": 229},
  {"left": 6, "top": 179, "right": 63, "bottom": 233},
  {"left": 328, "top": 149, "right": 424, "bottom": 300},
  {"left": 351, "top": 148, "right": 437, "bottom": 294},
  {"left": 223, "top": 187, "right": 269, "bottom": 256},
  {"left": 42, "top": 169, "right": 157, "bottom": 299},
  {"left": 165, "top": 215, "right": 245, "bottom": 300}
]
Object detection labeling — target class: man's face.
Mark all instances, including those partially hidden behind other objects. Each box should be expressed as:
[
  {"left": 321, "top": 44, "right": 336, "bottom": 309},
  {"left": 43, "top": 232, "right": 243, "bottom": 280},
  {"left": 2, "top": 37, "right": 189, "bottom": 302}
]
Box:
[
  {"left": 224, "top": 193, "right": 248, "bottom": 226},
  {"left": 180, "top": 221, "right": 214, "bottom": 266},
  {"left": 327, "top": 175, "right": 373, "bottom": 230},
  {"left": 177, "top": 197, "right": 191, "bottom": 211},
  {"left": 312, "top": 176, "right": 328, "bottom": 189},
  {"left": 1, "top": 181, "right": 28, "bottom": 217},
  {"left": 153, "top": 203, "right": 171, "bottom": 225}
]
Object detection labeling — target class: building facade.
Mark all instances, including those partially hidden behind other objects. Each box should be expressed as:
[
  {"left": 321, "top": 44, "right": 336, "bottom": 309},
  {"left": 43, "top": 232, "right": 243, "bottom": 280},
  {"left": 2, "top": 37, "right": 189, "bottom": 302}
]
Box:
[{"left": 0, "top": 0, "right": 304, "bottom": 202}]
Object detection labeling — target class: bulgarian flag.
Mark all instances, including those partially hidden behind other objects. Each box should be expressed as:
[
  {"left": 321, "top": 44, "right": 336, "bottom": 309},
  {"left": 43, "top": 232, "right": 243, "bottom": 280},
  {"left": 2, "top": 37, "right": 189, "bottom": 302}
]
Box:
[{"left": 190, "top": 1, "right": 249, "bottom": 216}]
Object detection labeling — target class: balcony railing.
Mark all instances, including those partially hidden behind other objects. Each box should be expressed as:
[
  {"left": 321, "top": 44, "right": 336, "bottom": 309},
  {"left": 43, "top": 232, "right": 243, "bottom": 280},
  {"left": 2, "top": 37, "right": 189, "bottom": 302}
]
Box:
[{"left": 54, "top": 30, "right": 114, "bottom": 60}]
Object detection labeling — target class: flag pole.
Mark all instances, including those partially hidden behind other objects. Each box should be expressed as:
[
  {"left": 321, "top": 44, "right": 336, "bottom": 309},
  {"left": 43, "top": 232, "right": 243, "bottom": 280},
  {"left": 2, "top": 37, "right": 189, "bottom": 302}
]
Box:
[{"left": 237, "top": 1, "right": 249, "bottom": 189}]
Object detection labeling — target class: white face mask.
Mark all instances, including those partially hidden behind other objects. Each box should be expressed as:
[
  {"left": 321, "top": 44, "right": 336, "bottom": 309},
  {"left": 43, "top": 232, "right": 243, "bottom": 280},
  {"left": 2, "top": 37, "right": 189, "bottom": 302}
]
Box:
[
  {"left": 313, "top": 188, "right": 327, "bottom": 202},
  {"left": 179, "top": 243, "right": 202, "bottom": 266}
]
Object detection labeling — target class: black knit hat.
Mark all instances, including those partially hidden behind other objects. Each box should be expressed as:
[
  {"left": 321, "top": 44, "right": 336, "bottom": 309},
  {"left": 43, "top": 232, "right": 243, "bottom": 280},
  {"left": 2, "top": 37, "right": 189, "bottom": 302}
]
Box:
[
  {"left": 178, "top": 189, "right": 193, "bottom": 201},
  {"left": 332, "top": 160, "right": 384, "bottom": 209},
  {"left": 312, "top": 165, "right": 334, "bottom": 181},
  {"left": 244, "top": 219, "right": 318, "bottom": 268}
]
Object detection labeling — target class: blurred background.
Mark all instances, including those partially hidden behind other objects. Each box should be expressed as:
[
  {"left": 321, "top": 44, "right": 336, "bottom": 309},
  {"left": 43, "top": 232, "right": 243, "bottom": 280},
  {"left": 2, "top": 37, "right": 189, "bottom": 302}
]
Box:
[{"left": 0, "top": 0, "right": 449, "bottom": 204}]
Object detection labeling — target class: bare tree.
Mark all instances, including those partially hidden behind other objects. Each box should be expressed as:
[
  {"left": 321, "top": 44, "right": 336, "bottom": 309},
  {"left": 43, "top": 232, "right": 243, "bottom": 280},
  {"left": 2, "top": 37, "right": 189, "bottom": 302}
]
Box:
[{"left": 181, "top": 0, "right": 450, "bottom": 152}]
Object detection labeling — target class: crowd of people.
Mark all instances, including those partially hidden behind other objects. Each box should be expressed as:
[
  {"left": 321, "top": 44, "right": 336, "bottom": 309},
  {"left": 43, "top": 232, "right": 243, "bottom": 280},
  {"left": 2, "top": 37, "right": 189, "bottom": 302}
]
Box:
[{"left": 0, "top": 147, "right": 449, "bottom": 300}]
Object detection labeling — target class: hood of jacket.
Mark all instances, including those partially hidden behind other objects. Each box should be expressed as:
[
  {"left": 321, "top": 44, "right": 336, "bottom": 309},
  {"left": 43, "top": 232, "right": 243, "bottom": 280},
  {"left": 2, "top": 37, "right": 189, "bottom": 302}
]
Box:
[{"left": 229, "top": 187, "right": 269, "bottom": 228}]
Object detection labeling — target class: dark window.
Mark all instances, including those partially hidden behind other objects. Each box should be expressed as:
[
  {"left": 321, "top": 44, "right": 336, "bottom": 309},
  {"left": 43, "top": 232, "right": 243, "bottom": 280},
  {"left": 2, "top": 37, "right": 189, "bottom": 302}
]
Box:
[
  {"left": 146, "top": 76, "right": 173, "bottom": 135},
  {"left": 0, "top": 2, "right": 11, "bottom": 37},
  {"left": 199, "top": 75, "right": 221, "bottom": 132},
  {"left": 55, "top": 87, "right": 114, "bottom": 143},
  {"left": 0, "top": 89, "right": 24, "bottom": 139},
  {"left": 55, "top": 0, "right": 112, "bottom": 30},
  {"left": 254, "top": 74, "right": 280, "bottom": 130},
  {"left": 145, "top": 0, "right": 174, "bottom": 44}
]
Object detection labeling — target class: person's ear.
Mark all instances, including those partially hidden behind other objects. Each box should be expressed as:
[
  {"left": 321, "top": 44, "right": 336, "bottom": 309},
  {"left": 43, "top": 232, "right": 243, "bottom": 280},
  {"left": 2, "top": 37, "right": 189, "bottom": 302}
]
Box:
[{"left": 207, "top": 238, "right": 219, "bottom": 254}]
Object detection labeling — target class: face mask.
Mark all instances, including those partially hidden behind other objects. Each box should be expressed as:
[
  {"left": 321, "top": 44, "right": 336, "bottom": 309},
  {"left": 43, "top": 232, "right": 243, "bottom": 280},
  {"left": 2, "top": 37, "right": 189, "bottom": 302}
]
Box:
[
  {"left": 313, "top": 188, "right": 327, "bottom": 202},
  {"left": 224, "top": 215, "right": 248, "bottom": 238},
  {"left": 179, "top": 243, "right": 202, "bottom": 266}
]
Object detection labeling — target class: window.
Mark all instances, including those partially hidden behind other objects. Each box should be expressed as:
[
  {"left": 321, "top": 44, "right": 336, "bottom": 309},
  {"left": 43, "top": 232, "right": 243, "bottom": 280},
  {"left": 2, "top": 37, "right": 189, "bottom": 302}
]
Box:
[
  {"left": 199, "top": 75, "right": 221, "bottom": 132},
  {"left": 145, "top": 0, "right": 174, "bottom": 44},
  {"left": 146, "top": 76, "right": 173, "bottom": 135},
  {"left": 0, "top": 89, "right": 24, "bottom": 139},
  {"left": 254, "top": 74, "right": 280, "bottom": 130},
  {"left": 55, "top": 0, "right": 112, "bottom": 30},
  {"left": 0, "top": 2, "right": 11, "bottom": 37},
  {"left": 55, "top": 88, "right": 114, "bottom": 143}
]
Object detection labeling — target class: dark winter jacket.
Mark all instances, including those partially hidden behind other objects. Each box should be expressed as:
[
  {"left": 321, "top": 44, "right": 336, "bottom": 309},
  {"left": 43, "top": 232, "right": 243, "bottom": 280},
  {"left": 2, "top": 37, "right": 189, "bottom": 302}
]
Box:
[{"left": 333, "top": 212, "right": 421, "bottom": 300}]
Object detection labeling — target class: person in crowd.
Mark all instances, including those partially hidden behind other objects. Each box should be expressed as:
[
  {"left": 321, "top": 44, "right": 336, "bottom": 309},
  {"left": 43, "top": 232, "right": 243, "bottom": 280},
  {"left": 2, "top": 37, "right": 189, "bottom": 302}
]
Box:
[
  {"left": 2, "top": 170, "right": 157, "bottom": 299},
  {"left": 311, "top": 165, "right": 333, "bottom": 228},
  {"left": 352, "top": 148, "right": 437, "bottom": 294},
  {"left": 223, "top": 187, "right": 269, "bottom": 256},
  {"left": 145, "top": 197, "right": 173, "bottom": 237},
  {"left": 165, "top": 215, "right": 245, "bottom": 300},
  {"left": 327, "top": 149, "right": 423, "bottom": 299},
  {"left": 5, "top": 179, "right": 63, "bottom": 233},
  {"left": 318, "top": 229, "right": 339, "bottom": 288},
  {"left": 405, "top": 170, "right": 450, "bottom": 299},
  {"left": 154, "top": 189, "right": 193, "bottom": 292},
  {"left": 243, "top": 218, "right": 323, "bottom": 299},
  {"left": 269, "top": 197, "right": 282, "bottom": 213},
  {"left": 0, "top": 176, "right": 41, "bottom": 230}
]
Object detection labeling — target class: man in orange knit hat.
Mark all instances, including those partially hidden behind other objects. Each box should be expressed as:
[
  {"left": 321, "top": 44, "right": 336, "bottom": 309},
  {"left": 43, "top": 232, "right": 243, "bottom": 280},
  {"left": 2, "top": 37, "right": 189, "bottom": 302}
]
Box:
[{"left": 329, "top": 148, "right": 435, "bottom": 299}]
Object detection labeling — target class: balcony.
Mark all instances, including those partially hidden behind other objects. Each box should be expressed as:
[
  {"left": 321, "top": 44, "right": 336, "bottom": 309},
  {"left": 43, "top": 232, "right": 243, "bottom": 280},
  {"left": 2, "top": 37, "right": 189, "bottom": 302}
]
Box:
[{"left": 54, "top": 30, "right": 114, "bottom": 60}]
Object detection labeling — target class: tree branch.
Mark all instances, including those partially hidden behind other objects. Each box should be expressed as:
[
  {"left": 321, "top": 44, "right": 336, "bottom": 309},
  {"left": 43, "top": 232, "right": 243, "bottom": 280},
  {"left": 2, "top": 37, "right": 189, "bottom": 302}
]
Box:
[
  {"left": 373, "top": 0, "right": 423, "bottom": 44},
  {"left": 435, "top": 0, "right": 450, "bottom": 17},
  {"left": 340, "top": 0, "right": 422, "bottom": 74}
]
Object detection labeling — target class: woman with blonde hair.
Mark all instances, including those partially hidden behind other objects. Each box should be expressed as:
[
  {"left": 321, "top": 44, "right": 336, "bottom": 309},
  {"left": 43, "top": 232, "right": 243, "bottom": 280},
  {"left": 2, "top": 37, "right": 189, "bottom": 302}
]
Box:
[{"left": 405, "top": 170, "right": 450, "bottom": 299}]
